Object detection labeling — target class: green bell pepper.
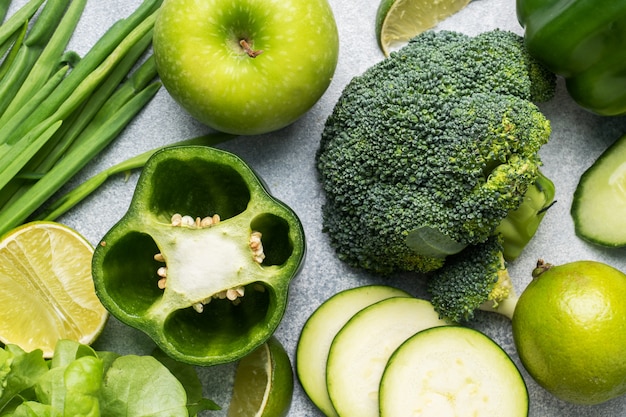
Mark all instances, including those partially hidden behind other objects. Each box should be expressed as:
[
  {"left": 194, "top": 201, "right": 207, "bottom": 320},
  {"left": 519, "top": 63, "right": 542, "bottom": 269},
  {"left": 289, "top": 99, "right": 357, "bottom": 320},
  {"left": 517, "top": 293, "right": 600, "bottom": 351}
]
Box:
[
  {"left": 92, "top": 146, "right": 306, "bottom": 366},
  {"left": 517, "top": 0, "right": 626, "bottom": 115}
]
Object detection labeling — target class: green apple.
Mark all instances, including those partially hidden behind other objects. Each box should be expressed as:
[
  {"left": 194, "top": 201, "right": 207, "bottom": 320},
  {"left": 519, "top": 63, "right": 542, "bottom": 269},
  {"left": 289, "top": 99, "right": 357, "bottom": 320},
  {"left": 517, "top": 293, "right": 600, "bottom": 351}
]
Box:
[{"left": 153, "top": 0, "right": 340, "bottom": 135}]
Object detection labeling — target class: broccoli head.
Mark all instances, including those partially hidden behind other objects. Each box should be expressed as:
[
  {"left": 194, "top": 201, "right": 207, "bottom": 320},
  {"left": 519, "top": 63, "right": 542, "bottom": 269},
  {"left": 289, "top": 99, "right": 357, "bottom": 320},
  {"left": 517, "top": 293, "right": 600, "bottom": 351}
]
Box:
[{"left": 316, "top": 29, "right": 556, "bottom": 275}]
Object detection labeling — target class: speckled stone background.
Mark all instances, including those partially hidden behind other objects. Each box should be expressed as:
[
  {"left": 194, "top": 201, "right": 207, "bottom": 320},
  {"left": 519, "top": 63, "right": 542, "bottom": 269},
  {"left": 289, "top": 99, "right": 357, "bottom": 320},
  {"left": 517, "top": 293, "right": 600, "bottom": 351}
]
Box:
[{"left": 8, "top": 0, "right": 626, "bottom": 415}]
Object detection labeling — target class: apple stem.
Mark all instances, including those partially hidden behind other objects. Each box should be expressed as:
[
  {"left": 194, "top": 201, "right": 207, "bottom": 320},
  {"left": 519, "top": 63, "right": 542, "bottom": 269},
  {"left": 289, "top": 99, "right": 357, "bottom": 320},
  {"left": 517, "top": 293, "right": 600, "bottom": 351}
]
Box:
[{"left": 239, "top": 39, "right": 263, "bottom": 58}]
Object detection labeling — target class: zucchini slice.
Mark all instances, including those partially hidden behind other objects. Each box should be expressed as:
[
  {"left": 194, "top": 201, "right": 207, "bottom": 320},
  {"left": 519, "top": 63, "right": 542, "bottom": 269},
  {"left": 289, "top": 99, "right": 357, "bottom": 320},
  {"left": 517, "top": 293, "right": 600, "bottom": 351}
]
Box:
[
  {"left": 572, "top": 134, "right": 626, "bottom": 247},
  {"left": 326, "top": 297, "right": 449, "bottom": 417},
  {"left": 380, "top": 326, "right": 528, "bottom": 417},
  {"left": 296, "top": 285, "right": 410, "bottom": 417}
]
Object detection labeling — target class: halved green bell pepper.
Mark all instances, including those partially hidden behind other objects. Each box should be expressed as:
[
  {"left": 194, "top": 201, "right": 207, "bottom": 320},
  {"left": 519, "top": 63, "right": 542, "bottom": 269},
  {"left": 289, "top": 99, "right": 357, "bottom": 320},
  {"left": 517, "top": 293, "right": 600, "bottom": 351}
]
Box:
[
  {"left": 92, "top": 146, "right": 306, "bottom": 366},
  {"left": 517, "top": 0, "right": 626, "bottom": 115}
]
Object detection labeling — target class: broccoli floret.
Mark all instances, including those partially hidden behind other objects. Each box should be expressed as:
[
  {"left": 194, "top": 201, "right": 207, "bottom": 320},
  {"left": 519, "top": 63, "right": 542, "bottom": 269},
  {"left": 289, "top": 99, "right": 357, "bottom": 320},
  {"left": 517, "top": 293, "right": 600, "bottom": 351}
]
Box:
[
  {"left": 426, "top": 234, "right": 519, "bottom": 323},
  {"left": 316, "top": 29, "right": 556, "bottom": 275},
  {"left": 426, "top": 172, "right": 556, "bottom": 323}
]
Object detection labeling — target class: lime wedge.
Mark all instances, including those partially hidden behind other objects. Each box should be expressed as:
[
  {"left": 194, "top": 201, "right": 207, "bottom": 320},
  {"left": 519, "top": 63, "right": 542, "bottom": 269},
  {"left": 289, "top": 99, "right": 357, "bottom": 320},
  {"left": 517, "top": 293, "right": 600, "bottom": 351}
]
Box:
[
  {"left": 376, "top": 0, "right": 471, "bottom": 56},
  {"left": 0, "top": 221, "right": 108, "bottom": 357},
  {"left": 228, "top": 336, "right": 294, "bottom": 417}
]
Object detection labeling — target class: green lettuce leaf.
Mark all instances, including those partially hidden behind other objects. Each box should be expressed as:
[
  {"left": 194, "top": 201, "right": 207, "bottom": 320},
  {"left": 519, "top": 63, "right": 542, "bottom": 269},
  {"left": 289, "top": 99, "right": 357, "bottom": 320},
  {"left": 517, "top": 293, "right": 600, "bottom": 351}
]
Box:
[
  {"left": 0, "top": 345, "right": 48, "bottom": 413},
  {"left": 100, "top": 355, "right": 189, "bottom": 417}
]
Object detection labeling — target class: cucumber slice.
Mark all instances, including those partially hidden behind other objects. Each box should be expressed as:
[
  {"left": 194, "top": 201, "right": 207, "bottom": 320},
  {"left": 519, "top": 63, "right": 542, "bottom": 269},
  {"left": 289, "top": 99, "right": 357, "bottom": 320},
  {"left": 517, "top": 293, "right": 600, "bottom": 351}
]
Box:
[
  {"left": 380, "top": 326, "right": 528, "bottom": 417},
  {"left": 572, "top": 134, "right": 626, "bottom": 247},
  {"left": 326, "top": 297, "right": 449, "bottom": 417},
  {"left": 296, "top": 285, "right": 410, "bottom": 417}
]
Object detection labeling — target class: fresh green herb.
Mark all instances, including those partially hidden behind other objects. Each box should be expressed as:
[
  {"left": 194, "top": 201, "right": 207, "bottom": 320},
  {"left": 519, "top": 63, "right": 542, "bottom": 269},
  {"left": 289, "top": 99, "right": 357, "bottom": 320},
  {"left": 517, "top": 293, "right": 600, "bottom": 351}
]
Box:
[
  {"left": 0, "top": 0, "right": 164, "bottom": 237},
  {"left": 0, "top": 340, "right": 220, "bottom": 416}
]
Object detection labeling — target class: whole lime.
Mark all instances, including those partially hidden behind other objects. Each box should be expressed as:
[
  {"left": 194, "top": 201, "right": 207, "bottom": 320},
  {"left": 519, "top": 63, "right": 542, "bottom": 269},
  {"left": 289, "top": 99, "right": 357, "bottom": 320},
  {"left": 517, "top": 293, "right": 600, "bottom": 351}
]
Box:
[{"left": 512, "top": 260, "right": 626, "bottom": 405}]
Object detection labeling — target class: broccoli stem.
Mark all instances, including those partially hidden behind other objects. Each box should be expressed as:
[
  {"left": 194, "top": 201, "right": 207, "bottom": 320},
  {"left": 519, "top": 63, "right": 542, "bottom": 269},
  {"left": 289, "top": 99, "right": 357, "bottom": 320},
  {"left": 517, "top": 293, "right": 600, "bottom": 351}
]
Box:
[
  {"left": 496, "top": 171, "right": 556, "bottom": 260},
  {"left": 480, "top": 296, "right": 519, "bottom": 320},
  {"left": 477, "top": 270, "right": 519, "bottom": 320},
  {"left": 478, "top": 259, "right": 555, "bottom": 320}
]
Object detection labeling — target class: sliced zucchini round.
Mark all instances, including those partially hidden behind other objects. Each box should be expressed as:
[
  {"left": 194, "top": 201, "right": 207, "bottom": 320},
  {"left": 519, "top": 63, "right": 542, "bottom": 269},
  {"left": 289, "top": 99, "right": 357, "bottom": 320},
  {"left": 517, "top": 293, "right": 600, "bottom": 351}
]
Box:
[
  {"left": 296, "top": 285, "right": 411, "bottom": 417},
  {"left": 326, "top": 297, "right": 449, "bottom": 417},
  {"left": 572, "top": 134, "right": 626, "bottom": 247},
  {"left": 380, "top": 326, "right": 528, "bottom": 417}
]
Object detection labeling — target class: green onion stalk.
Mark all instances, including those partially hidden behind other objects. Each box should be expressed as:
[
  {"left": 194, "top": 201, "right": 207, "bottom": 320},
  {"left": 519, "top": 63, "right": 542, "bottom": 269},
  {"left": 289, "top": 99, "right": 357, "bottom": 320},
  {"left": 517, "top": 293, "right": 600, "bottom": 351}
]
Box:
[{"left": 0, "top": 0, "right": 228, "bottom": 237}]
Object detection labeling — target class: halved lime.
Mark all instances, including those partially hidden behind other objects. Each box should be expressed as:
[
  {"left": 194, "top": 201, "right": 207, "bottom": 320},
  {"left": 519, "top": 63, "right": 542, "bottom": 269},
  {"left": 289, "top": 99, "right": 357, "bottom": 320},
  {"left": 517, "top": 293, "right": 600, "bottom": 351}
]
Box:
[
  {"left": 376, "top": 0, "right": 471, "bottom": 56},
  {"left": 228, "top": 336, "right": 294, "bottom": 417},
  {"left": 0, "top": 221, "right": 108, "bottom": 357}
]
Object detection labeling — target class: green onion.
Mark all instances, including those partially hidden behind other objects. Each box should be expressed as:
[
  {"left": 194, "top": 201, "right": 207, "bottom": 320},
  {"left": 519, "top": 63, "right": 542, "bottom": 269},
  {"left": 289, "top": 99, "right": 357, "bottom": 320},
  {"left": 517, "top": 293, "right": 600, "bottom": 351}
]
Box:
[
  {"left": 0, "top": 0, "right": 169, "bottom": 237},
  {"left": 0, "top": 0, "right": 86, "bottom": 124},
  {"left": 36, "top": 133, "right": 237, "bottom": 222},
  {"left": 0, "top": 0, "right": 11, "bottom": 22},
  {"left": 0, "top": 0, "right": 44, "bottom": 48}
]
